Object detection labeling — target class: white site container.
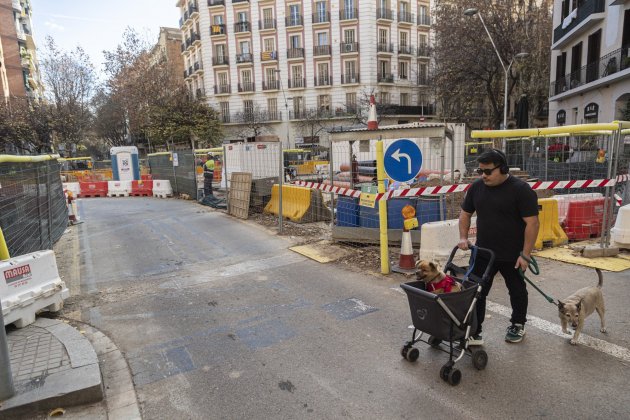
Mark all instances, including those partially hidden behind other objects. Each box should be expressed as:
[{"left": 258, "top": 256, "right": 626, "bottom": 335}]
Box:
[
  {"left": 221, "top": 142, "right": 281, "bottom": 189},
  {"left": 419, "top": 217, "right": 477, "bottom": 262},
  {"left": 153, "top": 179, "right": 173, "bottom": 198},
  {"left": 612, "top": 204, "right": 630, "bottom": 248},
  {"left": 1, "top": 250, "right": 69, "bottom": 328},
  {"left": 63, "top": 182, "right": 81, "bottom": 198},
  {"left": 554, "top": 193, "right": 603, "bottom": 224},
  {"left": 107, "top": 180, "right": 132, "bottom": 197}
]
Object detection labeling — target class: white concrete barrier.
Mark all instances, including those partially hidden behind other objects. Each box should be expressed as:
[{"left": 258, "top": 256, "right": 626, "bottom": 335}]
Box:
[
  {"left": 419, "top": 217, "right": 477, "bottom": 262},
  {"left": 153, "top": 180, "right": 173, "bottom": 198},
  {"left": 63, "top": 182, "right": 81, "bottom": 198},
  {"left": 612, "top": 204, "right": 630, "bottom": 249},
  {"left": 1, "top": 250, "right": 69, "bottom": 328},
  {"left": 107, "top": 180, "right": 132, "bottom": 197}
]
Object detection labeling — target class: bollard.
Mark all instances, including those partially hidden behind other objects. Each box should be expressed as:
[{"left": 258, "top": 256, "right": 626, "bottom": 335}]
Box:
[{"left": 0, "top": 309, "right": 15, "bottom": 401}]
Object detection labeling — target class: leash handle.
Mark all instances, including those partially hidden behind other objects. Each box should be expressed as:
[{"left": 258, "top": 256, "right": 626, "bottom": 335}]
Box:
[
  {"left": 518, "top": 253, "right": 556, "bottom": 306},
  {"left": 519, "top": 253, "right": 540, "bottom": 275}
]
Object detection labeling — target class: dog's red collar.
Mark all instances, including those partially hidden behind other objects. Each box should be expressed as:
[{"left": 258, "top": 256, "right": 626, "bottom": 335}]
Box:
[{"left": 427, "top": 275, "right": 458, "bottom": 293}]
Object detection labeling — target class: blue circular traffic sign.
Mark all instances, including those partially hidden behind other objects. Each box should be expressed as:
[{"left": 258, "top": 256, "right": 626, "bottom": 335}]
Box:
[{"left": 384, "top": 139, "right": 423, "bottom": 182}]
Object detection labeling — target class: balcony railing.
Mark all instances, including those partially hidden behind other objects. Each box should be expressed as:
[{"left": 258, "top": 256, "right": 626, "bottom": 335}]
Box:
[
  {"left": 207, "top": 0, "right": 224, "bottom": 6},
  {"left": 191, "top": 32, "right": 200, "bottom": 44},
  {"left": 553, "top": 0, "right": 604, "bottom": 44},
  {"left": 210, "top": 24, "right": 226, "bottom": 36},
  {"left": 398, "top": 11, "right": 414, "bottom": 24},
  {"left": 287, "top": 48, "right": 304, "bottom": 59},
  {"left": 212, "top": 56, "right": 229, "bottom": 66},
  {"left": 181, "top": 43, "right": 186, "bottom": 52},
  {"left": 341, "top": 73, "right": 360, "bottom": 84},
  {"left": 183, "top": 70, "right": 188, "bottom": 78},
  {"left": 289, "top": 110, "right": 306, "bottom": 120},
  {"left": 238, "top": 82, "right": 255, "bottom": 92},
  {"left": 314, "top": 75, "right": 332, "bottom": 86},
  {"left": 377, "top": 8, "right": 394, "bottom": 20},
  {"left": 259, "top": 18, "right": 276, "bottom": 30},
  {"left": 232, "top": 0, "right": 248, "bottom": 3},
  {"left": 286, "top": 15, "right": 303, "bottom": 27},
  {"left": 417, "top": 15, "right": 431, "bottom": 26},
  {"left": 417, "top": 44, "right": 430, "bottom": 57},
  {"left": 234, "top": 21, "right": 250, "bottom": 33},
  {"left": 377, "top": 43, "right": 394, "bottom": 53},
  {"left": 313, "top": 45, "right": 331, "bottom": 56},
  {"left": 398, "top": 45, "right": 414, "bottom": 55},
  {"left": 312, "top": 11, "right": 330, "bottom": 24},
  {"left": 262, "top": 80, "right": 280, "bottom": 90},
  {"left": 417, "top": 75, "right": 431, "bottom": 85},
  {"left": 550, "top": 45, "right": 630, "bottom": 96},
  {"left": 188, "top": 66, "right": 193, "bottom": 76},
  {"left": 382, "top": 105, "right": 435, "bottom": 116},
  {"left": 196, "top": 88, "right": 205, "bottom": 99},
  {"left": 236, "top": 53, "right": 253, "bottom": 63},
  {"left": 261, "top": 50, "right": 278, "bottom": 61},
  {"left": 339, "top": 8, "right": 357, "bottom": 20},
  {"left": 378, "top": 73, "right": 395, "bottom": 83},
  {"left": 340, "top": 42, "right": 359, "bottom": 53},
  {"left": 288, "top": 77, "right": 306, "bottom": 88},
  {"left": 193, "top": 62, "right": 202, "bottom": 71},
  {"left": 188, "top": 4, "right": 198, "bottom": 16},
  {"left": 214, "top": 84, "right": 231, "bottom": 94}
]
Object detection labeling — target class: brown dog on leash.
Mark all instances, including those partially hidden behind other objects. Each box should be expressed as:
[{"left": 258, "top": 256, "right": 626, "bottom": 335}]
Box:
[
  {"left": 558, "top": 268, "right": 607, "bottom": 345},
  {"left": 416, "top": 260, "right": 462, "bottom": 294}
]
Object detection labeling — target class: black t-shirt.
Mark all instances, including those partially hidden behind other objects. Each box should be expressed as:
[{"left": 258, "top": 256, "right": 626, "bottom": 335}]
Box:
[{"left": 461, "top": 175, "right": 539, "bottom": 261}]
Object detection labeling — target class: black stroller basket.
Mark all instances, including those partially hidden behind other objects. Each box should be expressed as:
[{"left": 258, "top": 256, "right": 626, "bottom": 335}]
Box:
[{"left": 400, "top": 246, "right": 495, "bottom": 386}]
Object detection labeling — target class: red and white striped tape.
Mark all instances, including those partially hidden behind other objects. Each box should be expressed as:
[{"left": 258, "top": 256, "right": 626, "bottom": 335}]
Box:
[{"left": 295, "top": 175, "right": 627, "bottom": 201}]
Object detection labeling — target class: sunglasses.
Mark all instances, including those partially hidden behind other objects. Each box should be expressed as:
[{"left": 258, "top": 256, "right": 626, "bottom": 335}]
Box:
[{"left": 475, "top": 165, "right": 501, "bottom": 176}]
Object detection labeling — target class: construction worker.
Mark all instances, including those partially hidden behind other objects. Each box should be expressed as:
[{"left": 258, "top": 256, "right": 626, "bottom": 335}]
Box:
[{"left": 204, "top": 153, "right": 215, "bottom": 196}]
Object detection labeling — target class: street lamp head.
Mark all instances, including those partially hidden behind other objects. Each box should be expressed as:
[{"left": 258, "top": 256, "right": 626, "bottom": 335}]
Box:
[
  {"left": 463, "top": 8, "right": 479, "bottom": 16},
  {"left": 515, "top": 52, "right": 529, "bottom": 59}
]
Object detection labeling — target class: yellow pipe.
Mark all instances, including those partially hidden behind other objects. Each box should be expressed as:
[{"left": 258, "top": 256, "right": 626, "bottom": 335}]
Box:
[
  {"left": 147, "top": 152, "right": 172, "bottom": 157},
  {"left": 612, "top": 120, "right": 630, "bottom": 130},
  {"left": 58, "top": 156, "right": 93, "bottom": 162},
  {"left": 471, "top": 128, "right": 539, "bottom": 139},
  {"left": 0, "top": 154, "right": 60, "bottom": 163},
  {"left": 471, "top": 123, "right": 619, "bottom": 139},
  {"left": 377, "top": 141, "right": 390, "bottom": 275},
  {"left": 0, "top": 227, "right": 9, "bottom": 261}
]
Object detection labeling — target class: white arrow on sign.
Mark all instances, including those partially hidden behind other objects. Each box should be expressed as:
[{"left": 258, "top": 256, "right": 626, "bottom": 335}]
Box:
[{"left": 392, "top": 148, "right": 412, "bottom": 174}]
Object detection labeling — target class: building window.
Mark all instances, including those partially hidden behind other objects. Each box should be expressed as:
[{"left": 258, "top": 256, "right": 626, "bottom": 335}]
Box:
[
  {"left": 400, "top": 31, "right": 408, "bottom": 47},
  {"left": 380, "top": 92, "right": 390, "bottom": 105},
  {"left": 344, "top": 28, "right": 355, "bottom": 43},
  {"left": 293, "top": 96, "right": 304, "bottom": 117},
  {"left": 263, "top": 8, "right": 273, "bottom": 21},
  {"left": 243, "top": 99, "right": 254, "bottom": 116},
  {"left": 289, "top": 34, "right": 301, "bottom": 48},
  {"left": 399, "top": 61, "right": 408, "bottom": 79},
  {"left": 268, "top": 97, "right": 278, "bottom": 119},
  {"left": 400, "top": 92, "right": 409, "bottom": 106},
  {"left": 345, "top": 60, "right": 357, "bottom": 80},
  {"left": 266, "top": 67, "right": 277, "bottom": 85},
  {"left": 379, "top": 60, "right": 389, "bottom": 75},
  {"left": 263, "top": 38, "right": 275, "bottom": 52},
  {"left": 418, "top": 62, "right": 427, "bottom": 84},
  {"left": 318, "top": 95, "right": 331, "bottom": 113},
  {"left": 317, "top": 62, "right": 330, "bottom": 84},
  {"left": 346, "top": 92, "right": 357, "bottom": 112},
  {"left": 213, "top": 14, "right": 223, "bottom": 25},
  {"left": 220, "top": 101, "right": 230, "bottom": 122},
  {"left": 317, "top": 31, "right": 328, "bottom": 46},
  {"left": 379, "top": 28, "right": 388, "bottom": 45}
]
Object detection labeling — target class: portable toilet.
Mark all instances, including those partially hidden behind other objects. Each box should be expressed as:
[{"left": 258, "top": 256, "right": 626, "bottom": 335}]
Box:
[{"left": 111, "top": 146, "right": 140, "bottom": 181}]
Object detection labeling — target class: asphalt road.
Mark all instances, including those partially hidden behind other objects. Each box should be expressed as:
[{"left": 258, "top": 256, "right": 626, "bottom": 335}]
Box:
[{"left": 68, "top": 197, "right": 630, "bottom": 419}]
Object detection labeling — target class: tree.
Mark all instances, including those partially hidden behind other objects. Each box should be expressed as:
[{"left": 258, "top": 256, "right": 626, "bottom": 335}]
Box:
[
  {"left": 40, "top": 37, "right": 96, "bottom": 154},
  {"left": 0, "top": 99, "right": 52, "bottom": 153},
  {"left": 432, "top": 0, "right": 552, "bottom": 128},
  {"left": 91, "top": 89, "right": 128, "bottom": 147},
  {"left": 295, "top": 108, "right": 329, "bottom": 143},
  {"left": 231, "top": 104, "right": 272, "bottom": 140}
]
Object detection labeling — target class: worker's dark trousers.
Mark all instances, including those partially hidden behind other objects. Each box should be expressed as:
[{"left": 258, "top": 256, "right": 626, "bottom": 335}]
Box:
[{"left": 204, "top": 173, "right": 213, "bottom": 196}]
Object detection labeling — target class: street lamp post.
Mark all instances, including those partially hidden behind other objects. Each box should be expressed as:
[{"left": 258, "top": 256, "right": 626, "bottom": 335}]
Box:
[
  {"left": 464, "top": 8, "right": 529, "bottom": 143},
  {"left": 274, "top": 69, "right": 288, "bottom": 234}
]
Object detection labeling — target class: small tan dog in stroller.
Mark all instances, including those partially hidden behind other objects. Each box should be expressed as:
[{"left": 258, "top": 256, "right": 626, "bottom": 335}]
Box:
[{"left": 416, "top": 260, "right": 462, "bottom": 294}]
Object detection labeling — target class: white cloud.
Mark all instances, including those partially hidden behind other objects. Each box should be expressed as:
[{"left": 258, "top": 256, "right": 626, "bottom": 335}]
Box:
[{"left": 44, "top": 21, "right": 64, "bottom": 31}]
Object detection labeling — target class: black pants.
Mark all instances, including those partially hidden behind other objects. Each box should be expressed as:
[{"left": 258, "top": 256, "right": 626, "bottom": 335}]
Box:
[
  {"left": 204, "top": 173, "right": 213, "bottom": 196},
  {"left": 472, "top": 256, "right": 528, "bottom": 335}
]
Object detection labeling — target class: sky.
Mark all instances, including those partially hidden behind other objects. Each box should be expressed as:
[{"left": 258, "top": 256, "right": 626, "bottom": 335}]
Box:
[{"left": 31, "top": 0, "right": 180, "bottom": 77}]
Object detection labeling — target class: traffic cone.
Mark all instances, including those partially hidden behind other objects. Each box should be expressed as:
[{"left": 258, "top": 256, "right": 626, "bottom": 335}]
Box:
[
  {"left": 67, "top": 192, "right": 82, "bottom": 225},
  {"left": 392, "top": 205, "right": 418, "bottom": 274},
  {"left": 367, "top": 94, "right": 378, "bottom": 130}
]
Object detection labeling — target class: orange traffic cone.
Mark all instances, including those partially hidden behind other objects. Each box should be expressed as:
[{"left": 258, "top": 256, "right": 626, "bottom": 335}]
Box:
[
  {"left": 392, "top": 205, "right": 418, "bottom": 274},
  {"left": 367, "top": 94, "right": 378, "bottom": 130},
  {"left": 67, "top": 192, "right": 81, "bottom": 225}
]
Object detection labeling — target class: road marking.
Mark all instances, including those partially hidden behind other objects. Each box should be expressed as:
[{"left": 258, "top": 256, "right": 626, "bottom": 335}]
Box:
[{"left": 393, "top": 287, "right": 630, "bottom": 363}]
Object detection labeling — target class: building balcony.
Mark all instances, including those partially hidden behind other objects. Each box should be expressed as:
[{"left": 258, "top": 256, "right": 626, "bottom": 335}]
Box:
[
  {"left": 314, "top": 75, "right": 332, "bottom": 87},
  {"left": 377, "top": 8, "right": 394, "bottom": 20},
  {"left": 259, "top": 18, "right": 276, "bottom": 30},
  {"left": 288, "top": 77, "right": 306, "bottom": 89},
  {"left": 417, "top": 75, "right": 431, "bottom": 86},
  {"left": 181, "top": 42, "right": 186, "bottom": 52},
  {"left": 382, "top": 105, "right": 435, "bottom": 116},
  {"left": 234, "top": 21, "right": 251, "bottom": 33},
  {"left": 214, "top": 84, "right": 231, "bottom": 95},
  {"left": 553, "top": 0, "right": 605, "bottom": 45},
  {"left": 340, "top": 42, "right": 359, "bottom": 53},
  {"left": 378, "top": 73, "right": 395, "bottom": 83},
  {"left": 238, "top": 82, "right": 255, "bottom": 92},
  {"left": 236, "top": 53, "right": 253, "bottom": 63},
  {"left": 188, "top": 66, "right": 193, "bottom": 76},
  {"left": 417, "top": 15, "right": 431, "bottom": 26},
  {"left": 191, "top": 32, "right": 201, "bottom": 46},
  {"left": 398, "top": 11, "right": 414, "bottom": 24},
  {"left": 550, "top": 45, "right": 630, "bottom": 97},
  {"left": 398, "top": 45, "right": 414, "bottom": 55},
  {"left": 194, "top": 62, "right": 203, "bottom": 73},
  {"left": 339, "top": 8, "right": 358, "bottom": 20},
  {"left": 417, "top": 44, "right": 430, "bottom": 57},
  {"left": 286, "top": 15, "right": 303, "bottom": 27},
  {"left": 312, "top": 12, "right": 330, "bottom": 24},
  {"left": 262, "top": 80, "right": 280, "bottom": 90},
  {"left": 196, "top": 88, "right": 205, "bottom": 99},
  {"left": 210, "top": 24, "right": 226, "bottom": 36},
  {"left": 289, "top": 110, "right": 306, "bottom": 120},
  {"left": 212, "top": 56, "right": 229, "bottom": 66},
  {"left": 207, "top": 0, "right": 224, "bottom": 6},
  {"left": 261, "top": 50, "right": 278, "bottom": 61},
  {"left": 341, "top": 73, "right": 360, "bottom": 84},
  {"left": 313, "top": 45, "right": 331, "bottom": 56},
  {"left": 183, "top": 69, "right": 188, "bottom": 78},
  {"left": 287, "top": 48, "right": 304, "bottom": 59},
  {"left": 232, "top": 0, "right": 249, "bottom": 3},
  {"left": 377, "top": 43, "right": 394, "bottom": 53},
  {"left": 188, "top": 3, "right": 198, "bottom": 17},
  {"left": 179, "top": 17, "right": 184, "bottom": 28}
]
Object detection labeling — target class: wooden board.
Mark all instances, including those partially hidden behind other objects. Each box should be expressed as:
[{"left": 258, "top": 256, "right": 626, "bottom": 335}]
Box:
[{"left": 228, "top": 172, "right": 252, "bottom": 219}]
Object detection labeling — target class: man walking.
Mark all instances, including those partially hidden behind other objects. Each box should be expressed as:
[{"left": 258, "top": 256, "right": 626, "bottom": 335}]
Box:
[
  {"left": 204, "top": 153, "right": 215, "bottom": 196},
  {"left": 458, "top": 149, "right": 539, "bottom": 344}
]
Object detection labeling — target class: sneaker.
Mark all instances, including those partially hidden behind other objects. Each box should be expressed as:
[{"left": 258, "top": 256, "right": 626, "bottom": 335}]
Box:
[
  {"left": 505, "top": 323, "right": 526, "bottom": 343},
  {"left": 468, "top": 334, "right": 484, "bottom": 346}
]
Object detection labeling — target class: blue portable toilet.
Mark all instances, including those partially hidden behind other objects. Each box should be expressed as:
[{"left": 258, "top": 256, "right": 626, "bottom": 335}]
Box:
[{"left": 110, "top": 146, "right": 140, "bottom": 181}]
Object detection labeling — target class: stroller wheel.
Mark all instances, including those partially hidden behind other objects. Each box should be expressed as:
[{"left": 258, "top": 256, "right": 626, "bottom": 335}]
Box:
[
  {"left": 447, "top": 368, "right": 462, "bottom": 386},
  {"left": 427, "top": 336, "right": 442, "bottom": 348},
  {"left": 471, "top": 349, "right": 488, "bottom": 370},
  {"left": 401, "top": 346, "right": 419, "bottom": 362},
  {"left": 439, "top": 364, "right": 450, "bottom": 381}
]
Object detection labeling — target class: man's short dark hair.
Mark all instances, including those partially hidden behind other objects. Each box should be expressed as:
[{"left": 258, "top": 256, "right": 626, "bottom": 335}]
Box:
[{"left": 477, "top": 149, "right": 506, "bottom": 167}]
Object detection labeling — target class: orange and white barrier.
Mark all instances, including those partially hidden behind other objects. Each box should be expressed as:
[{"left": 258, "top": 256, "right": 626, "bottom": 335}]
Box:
[{"left": 63, "top": 182, "right": 81, "bottom": 198}]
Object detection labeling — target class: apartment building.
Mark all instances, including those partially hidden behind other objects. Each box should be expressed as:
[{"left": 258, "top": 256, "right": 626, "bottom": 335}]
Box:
[
  {"left": 0, "top": 0, "right": 43, "bottom": 102},
  {"left": 549, "top": 0, "right": 630, "bottom": 126},
  {"left": 150, "top": 27, "right": 186, "bottom": 85},
  {"left": 177, "top": 0, "right": 434, "bottom": 147}
]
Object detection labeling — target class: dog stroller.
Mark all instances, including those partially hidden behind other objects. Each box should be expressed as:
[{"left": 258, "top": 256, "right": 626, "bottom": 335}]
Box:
[{"left": 400, "top": 246, "right": 495, "bottom": 386}]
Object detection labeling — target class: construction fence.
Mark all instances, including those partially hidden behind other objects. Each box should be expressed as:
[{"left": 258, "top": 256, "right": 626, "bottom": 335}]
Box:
[
  {"left": 0, "top": 156, "right": 68, "bottom": 257},
  {"left": 147, "top": 151, "right": 198, "bottom": 199}
]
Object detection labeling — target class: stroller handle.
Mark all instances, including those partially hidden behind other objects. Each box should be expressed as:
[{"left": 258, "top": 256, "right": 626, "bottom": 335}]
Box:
[{"left": 446, "top": 245, "right": 496, "bottom": 284}]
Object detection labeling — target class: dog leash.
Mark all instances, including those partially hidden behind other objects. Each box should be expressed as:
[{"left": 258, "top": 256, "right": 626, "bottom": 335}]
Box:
[{"left": 518, "top": 253, "right": 558, "bottom": 307}]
